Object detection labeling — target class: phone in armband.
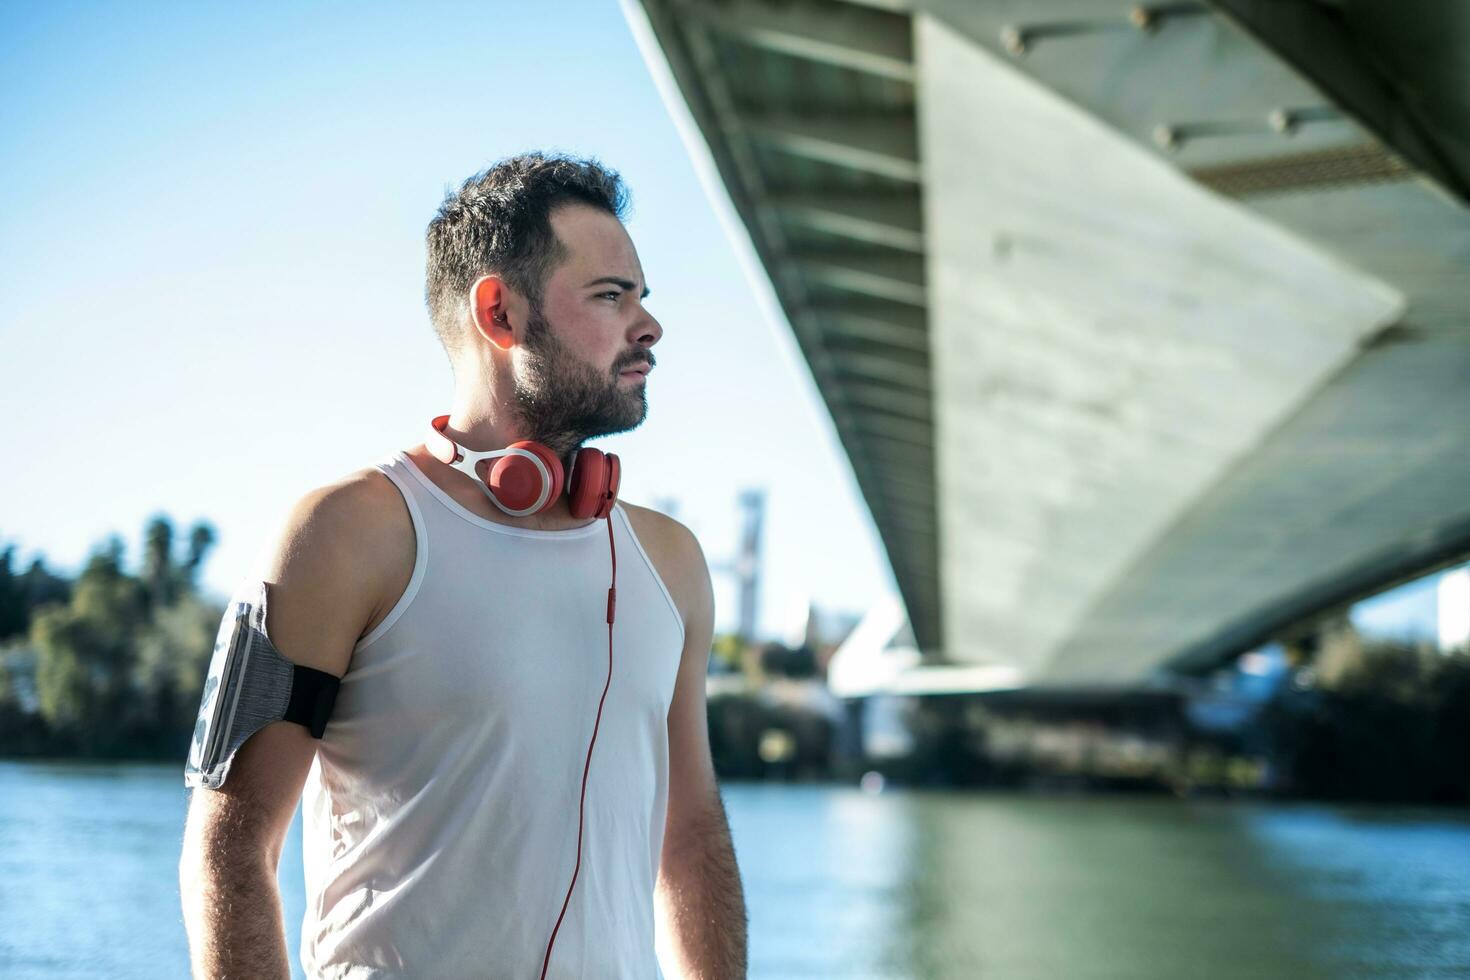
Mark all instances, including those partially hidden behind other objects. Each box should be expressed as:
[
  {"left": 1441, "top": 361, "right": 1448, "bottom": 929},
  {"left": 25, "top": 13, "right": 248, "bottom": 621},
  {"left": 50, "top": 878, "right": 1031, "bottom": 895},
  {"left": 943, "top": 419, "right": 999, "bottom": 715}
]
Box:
[{"left": 184, "top": 581, "right": 341, "bottom": 789}]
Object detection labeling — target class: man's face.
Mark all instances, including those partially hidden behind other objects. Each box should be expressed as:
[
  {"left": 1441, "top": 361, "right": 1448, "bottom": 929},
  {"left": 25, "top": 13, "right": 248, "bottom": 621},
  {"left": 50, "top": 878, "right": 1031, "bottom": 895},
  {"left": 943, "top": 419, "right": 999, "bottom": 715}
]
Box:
[{"left": 508, "top": 204, "right": 662, "bottom": 456}]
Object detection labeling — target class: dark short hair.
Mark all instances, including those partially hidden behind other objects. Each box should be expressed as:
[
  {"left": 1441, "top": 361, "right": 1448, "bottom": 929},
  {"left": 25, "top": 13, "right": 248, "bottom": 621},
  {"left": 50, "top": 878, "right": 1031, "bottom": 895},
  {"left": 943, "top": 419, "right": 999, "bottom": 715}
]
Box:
[{"left": 424, "top": 152, "right": 630, "bottom": 356}]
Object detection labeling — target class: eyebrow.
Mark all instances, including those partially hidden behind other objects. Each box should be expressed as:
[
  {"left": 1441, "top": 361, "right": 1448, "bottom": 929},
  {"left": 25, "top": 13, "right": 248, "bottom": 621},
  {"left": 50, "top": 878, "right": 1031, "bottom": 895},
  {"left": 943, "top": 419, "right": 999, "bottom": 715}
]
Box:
[{"left": 583, "top": 276, "right": 650, "bottom": 300}]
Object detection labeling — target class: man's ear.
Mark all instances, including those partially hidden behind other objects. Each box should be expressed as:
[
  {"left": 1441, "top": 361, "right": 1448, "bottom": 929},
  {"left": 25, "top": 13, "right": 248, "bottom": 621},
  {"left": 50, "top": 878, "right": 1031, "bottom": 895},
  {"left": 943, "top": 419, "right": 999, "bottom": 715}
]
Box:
[{"left": 468, "top": 275, "right": 516, "bottom": 351}]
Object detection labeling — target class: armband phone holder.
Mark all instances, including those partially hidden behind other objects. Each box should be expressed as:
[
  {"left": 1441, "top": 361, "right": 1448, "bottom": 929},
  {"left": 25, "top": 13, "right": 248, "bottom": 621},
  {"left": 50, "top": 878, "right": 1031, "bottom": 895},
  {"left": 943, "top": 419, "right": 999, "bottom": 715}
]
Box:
[{"left": 184, "top": 581, "right": 340, "bottom": 789}]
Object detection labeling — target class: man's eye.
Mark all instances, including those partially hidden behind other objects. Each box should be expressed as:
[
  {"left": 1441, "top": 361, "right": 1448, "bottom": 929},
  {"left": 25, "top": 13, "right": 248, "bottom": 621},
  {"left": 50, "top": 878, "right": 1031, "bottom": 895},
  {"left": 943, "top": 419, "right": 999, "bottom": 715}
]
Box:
[{"left": 599, "top": 291, "right": 621, "bottom": 301}]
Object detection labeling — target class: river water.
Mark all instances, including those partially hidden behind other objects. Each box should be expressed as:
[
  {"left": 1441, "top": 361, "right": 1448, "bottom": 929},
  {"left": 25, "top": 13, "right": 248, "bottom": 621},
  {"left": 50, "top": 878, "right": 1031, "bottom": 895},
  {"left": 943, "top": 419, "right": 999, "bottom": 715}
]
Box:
[{"left": 2, "top": 760, "right": 1467, "bottom": 978}]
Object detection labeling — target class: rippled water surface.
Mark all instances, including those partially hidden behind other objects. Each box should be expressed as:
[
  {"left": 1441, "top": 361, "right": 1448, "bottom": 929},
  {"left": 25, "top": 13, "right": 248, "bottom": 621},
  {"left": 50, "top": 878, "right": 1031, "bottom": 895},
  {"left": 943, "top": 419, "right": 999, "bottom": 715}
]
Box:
[{"left": 2, "top": 761, "right": 1468, "bottom": 978}]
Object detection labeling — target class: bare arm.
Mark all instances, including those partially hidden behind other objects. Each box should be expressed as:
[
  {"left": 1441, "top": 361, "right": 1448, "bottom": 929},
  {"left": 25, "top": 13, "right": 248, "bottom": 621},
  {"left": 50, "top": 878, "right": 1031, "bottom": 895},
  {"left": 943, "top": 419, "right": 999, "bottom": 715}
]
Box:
[
  {"left": 179, "top": 474, "right": 397, "bottom": 979},
  {"left": 655, "top": 524, "right": 748, "bottom": 979},
  {"left": 179, "top": 724, "right": 317, "bottom": 979},
  {"left": 656, "top": 790, "right": 748, "bottom": 980}
]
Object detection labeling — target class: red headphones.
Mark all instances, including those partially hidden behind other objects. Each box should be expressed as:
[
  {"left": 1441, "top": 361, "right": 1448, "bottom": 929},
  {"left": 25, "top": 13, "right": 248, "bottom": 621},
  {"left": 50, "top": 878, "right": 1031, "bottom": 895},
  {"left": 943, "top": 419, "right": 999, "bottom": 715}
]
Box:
[
  {"left": 426, "top": 414, "right": 621, "bottom": 520},
  {"left": 424, "top": 413, "right": 620, "bottom": 979}
]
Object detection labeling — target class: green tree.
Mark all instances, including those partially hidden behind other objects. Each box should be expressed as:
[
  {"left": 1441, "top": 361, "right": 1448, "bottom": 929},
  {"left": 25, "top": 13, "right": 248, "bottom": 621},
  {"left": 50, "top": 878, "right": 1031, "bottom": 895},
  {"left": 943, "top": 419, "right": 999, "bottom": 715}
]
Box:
[
  {"left": 181, "top": 521, "right": 217, "bottom": 593},
  {"left": 4, "top": 517, "right": 226, "bottom": 760},
  {"left": 140, "top": 515, "right": 217, "bottom": 609},
  {"left": 134, "top": 593, "right": 224, "bottom": 737},
  {"left": 21, "top": 555, "right": 71, "bottom": 613},
  {"left": 0, "top": 545, "right": 26, "bottom": 641},
  {"left": 32, "top": 538, "right": 148, "bottom": 754},
  {"left": 142, "top": 515, "right": 176, "bottom": 609},
  {"left": 0, "top": 544, "right": 71, "bottom": 643},
  {"left": 1264, "top": 641, "right": 1470, "bottom": 804}
]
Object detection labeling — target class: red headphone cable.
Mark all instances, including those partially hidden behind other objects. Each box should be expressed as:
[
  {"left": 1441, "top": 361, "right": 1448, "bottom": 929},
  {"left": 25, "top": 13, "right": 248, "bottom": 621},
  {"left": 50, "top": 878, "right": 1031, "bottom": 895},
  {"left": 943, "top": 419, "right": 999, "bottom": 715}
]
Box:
[{"left": 540, "top": 517, "right": 617, "bottom": 979}]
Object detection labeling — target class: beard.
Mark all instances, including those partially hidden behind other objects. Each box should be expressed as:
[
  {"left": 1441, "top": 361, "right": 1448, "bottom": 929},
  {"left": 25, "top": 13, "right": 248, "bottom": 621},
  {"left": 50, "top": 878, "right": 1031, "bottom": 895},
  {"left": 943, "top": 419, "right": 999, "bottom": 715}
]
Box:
[{"left": 508, "top": 303, "right": 648, "bottom": 458}]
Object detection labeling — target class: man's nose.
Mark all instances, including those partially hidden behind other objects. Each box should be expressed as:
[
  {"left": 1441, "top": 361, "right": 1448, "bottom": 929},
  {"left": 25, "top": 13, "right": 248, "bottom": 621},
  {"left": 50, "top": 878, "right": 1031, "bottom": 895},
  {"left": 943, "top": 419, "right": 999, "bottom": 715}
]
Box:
[{"left": 631, "top": 310, "right": 663, "bottom": 347}]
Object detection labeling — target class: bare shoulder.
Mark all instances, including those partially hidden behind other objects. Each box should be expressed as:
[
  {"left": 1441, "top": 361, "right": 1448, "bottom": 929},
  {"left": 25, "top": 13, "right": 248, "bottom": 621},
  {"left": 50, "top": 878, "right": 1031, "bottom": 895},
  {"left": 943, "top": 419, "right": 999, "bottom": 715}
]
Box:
[
  {"left": 262, "top": 465, "right": 410, "bottom": 578},
  {"left": 618, "top": 501, "right": 709, "bottom": 625},
  {"left": 618, "top": 499, "right": 704, "bottom": 564},
  {"left": 252, "top": 463, "right": 417, "bottom": 672}
]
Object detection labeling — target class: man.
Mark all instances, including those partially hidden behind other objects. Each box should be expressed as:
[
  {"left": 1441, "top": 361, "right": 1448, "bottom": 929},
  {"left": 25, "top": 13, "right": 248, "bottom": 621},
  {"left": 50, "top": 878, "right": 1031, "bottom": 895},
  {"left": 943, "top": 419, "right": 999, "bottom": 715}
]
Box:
[{"left": 179, "top": 153, "right": 748, "bottom": 978}]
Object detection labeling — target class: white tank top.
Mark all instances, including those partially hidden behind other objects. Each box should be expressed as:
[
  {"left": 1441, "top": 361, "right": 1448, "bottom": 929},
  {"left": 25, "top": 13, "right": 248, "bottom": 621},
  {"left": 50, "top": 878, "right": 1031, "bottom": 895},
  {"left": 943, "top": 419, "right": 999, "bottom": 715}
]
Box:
[{"left": 299, "top": 449, "right": 685, "bottom": 979}]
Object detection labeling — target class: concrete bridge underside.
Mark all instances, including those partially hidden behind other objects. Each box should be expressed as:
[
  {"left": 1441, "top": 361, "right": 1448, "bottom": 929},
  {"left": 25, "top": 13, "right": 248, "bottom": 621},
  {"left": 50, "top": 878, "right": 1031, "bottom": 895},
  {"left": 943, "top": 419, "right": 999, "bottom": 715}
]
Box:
[{"left": 628, "top": 0, "right": 1470, "bottom": 685}]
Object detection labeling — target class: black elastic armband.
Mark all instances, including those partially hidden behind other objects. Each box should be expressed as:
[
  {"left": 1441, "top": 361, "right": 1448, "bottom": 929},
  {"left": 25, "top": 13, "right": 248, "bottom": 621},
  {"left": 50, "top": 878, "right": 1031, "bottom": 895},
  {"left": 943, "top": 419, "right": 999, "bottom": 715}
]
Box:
[
  {"left": 184, "top": 581, "right": 344, "bottom": 789},
  {"left": 285, "top": 664, "right": 341, "bottom": 739}
]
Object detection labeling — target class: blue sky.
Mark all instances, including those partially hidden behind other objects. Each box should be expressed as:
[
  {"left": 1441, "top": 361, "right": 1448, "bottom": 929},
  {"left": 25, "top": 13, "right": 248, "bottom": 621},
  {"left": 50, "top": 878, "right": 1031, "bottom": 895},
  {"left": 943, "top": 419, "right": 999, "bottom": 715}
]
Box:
[
  {"left": 0, "top": 0, "right": 897, "bottom": 641},
  {"left": 1350, "top": 568, "right": 1455, "bottom": 646}
]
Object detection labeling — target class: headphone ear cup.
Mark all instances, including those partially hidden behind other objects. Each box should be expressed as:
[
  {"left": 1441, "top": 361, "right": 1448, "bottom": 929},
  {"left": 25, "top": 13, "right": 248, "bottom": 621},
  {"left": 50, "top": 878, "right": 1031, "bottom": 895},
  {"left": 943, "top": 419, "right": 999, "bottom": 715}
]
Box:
[
  {"left": 598, "top": 452, "right": 621, "bottom": 520},
  {"left": 488, "top": 441, "right": 564, "bottom": 514},
  {"left": 521, "top": 441, "right": 566, "bottom": 505},
  {"left": 567, "top": 448, "right": 618, "bottom": 519}
]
